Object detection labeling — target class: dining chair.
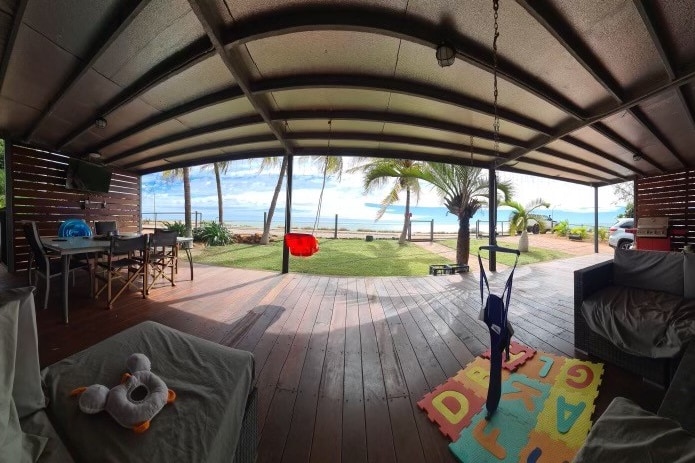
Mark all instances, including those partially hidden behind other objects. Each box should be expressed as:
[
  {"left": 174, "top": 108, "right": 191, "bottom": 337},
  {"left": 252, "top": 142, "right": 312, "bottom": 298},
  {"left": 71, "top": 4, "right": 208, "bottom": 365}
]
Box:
[
  {"left": 94, "top": 234, "right": 149, "bottom": 309},
  {"left": 147, "top": 229, "right": 178, "bottom": 294},
  {"left": 95, "top": 221, "right": 118, "bottom": 236},
  {"left": 22, "top": 222, "right": 91, "bottom": 310}
]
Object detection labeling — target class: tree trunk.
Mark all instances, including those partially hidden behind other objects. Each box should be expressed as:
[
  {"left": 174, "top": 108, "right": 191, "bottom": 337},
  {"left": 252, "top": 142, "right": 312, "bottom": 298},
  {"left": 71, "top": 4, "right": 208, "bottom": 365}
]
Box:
[
  {"left": 261, "top": 156, "right": 287, "bottom": 245},
  {"left": 214, "top": 163, "right": 224, "bottom": 225},
  {"left": 398, "top": 187, "right": 410, "bottom": 245},
  {"left": 518, "top": 230, "right": 529, "bottom": 252},
  {"left": 183, "top": 167, "right": 192, "bottom": 237},
  {"left": 457, "top": 215, "right": 471, "bottom": 265}
]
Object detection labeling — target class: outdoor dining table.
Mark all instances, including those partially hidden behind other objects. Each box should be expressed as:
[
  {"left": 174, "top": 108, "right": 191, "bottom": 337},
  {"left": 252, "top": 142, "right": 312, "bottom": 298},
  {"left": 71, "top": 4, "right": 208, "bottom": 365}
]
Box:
[
  {"left": 42, "top": 235, "right": 195, "bottom": 323},
  {"left": 41, "top": 236, "right": 111, "bottom": 324}
]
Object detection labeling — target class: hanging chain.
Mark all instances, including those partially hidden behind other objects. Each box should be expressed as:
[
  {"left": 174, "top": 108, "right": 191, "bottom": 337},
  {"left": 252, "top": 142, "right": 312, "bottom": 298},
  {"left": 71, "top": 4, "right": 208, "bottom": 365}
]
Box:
[
  {"left": 470, "top": 135, "right": 474, "bottom": 164},
  {"left": 313, "top": 120, "right": 331, "bottom": 233},
  {"left": 492, "top": 0, "right": 500, "bottom": 157}
]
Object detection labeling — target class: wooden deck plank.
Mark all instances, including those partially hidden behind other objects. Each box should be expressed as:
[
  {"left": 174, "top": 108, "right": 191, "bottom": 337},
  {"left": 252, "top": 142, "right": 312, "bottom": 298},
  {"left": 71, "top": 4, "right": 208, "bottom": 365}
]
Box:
[
  {"left": 355, "top": 277, "right": 397, "bottom": 463},
  {"left": 10, "top": 253, "right": 665, "bottom": 463},
  {"left": 374, "top": 279, "right": 456, "bottom": 463},
  {"left": 397, "top": 277, "right": 474, "bottom": 371},
  {"left": 280, "top": 277, "right": 334, "bottom": 463},
  {"left": 310, "top": 277, "right": 347, "bottom": 463},
  {"left": 257, "top": 276, "right": 328, "bottom": 463},
  {"left": 255, "top": 275, "right": 318, "bottom": 434},
  {"left": 342, "top": 278, "right": 368, "bottom": 463}
]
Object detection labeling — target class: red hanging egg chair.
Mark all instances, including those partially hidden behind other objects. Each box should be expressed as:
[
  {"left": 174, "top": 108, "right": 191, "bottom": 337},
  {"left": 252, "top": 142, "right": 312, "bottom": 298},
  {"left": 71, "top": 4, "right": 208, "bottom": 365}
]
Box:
[{"left": 284, "top": 233, "right": 319, "bottom": 257}]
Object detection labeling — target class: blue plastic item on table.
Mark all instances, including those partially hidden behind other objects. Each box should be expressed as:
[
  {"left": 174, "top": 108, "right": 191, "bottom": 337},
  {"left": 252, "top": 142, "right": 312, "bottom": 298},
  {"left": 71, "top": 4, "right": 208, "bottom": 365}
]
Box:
[{"left": 58, "top": 219, "right": 93, "bottom": 237}]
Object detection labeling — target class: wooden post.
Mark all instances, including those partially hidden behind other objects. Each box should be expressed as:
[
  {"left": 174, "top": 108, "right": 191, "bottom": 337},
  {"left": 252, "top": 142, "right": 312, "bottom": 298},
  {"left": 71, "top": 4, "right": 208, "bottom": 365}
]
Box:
[{"left": 282, "top": 155, "right": 293, "bottom": 274}]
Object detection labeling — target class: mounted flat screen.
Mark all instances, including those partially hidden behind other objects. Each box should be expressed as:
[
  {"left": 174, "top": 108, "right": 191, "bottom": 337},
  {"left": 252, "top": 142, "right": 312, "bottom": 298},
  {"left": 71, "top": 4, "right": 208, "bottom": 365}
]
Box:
[{"left": 65, "top": 159, "right": 112, "bottom": 193}]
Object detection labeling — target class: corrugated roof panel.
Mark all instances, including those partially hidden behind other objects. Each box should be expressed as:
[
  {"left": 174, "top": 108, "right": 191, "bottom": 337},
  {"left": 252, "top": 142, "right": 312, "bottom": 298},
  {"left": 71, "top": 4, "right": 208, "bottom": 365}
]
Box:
[
  {"left": 139, "top": 55, "right": 234, "bottom": 112},
  {"left": 23, "top": 0, "right": 121, "bottom": 58},
  {"left": 93, "top": 0, "right": 203, "bottom": 84},
  {"left": 247, "top": 31, "right": 400, "bottom": 78}
]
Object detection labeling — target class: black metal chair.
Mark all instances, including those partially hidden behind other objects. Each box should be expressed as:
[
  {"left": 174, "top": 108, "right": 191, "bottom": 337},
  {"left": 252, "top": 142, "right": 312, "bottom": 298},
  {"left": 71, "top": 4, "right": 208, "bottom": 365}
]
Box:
[
  {"left": 22, "top": 222, "right": 91, "bottom": 310},
  {"left": 95, "top": 221, "right": 117, "bottom": 236},
  {"left": 94, "top": 235, "right": 149, "bottom": 309},
  {"left": 147, "top": 229, "right": 178, "bottom": 294}
]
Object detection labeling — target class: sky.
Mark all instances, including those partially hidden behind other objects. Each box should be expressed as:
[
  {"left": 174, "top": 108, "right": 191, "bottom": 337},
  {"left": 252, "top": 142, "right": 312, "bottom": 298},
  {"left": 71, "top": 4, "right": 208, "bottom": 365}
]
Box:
[{"left": 141, "top": 158, "right": 627, "bottom": 226}]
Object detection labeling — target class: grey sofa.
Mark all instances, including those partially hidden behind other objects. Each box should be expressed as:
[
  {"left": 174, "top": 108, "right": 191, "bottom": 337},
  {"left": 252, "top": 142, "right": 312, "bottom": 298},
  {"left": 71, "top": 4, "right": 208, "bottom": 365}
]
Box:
[
  {"left": 0, "top": 287, "right": 258, "bottom": 463},
  {"left": 574, "top": 249, "right": 695, "bottom": 385}
]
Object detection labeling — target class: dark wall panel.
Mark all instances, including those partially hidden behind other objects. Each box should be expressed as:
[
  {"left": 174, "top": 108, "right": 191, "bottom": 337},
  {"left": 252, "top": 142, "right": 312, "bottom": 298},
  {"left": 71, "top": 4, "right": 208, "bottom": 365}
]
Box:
[
  {"left": 636, "top": 170, "right": 694, "bottom": 251},
  {"left": 10, "top": 145, "right": 141, "bottom": 272}
]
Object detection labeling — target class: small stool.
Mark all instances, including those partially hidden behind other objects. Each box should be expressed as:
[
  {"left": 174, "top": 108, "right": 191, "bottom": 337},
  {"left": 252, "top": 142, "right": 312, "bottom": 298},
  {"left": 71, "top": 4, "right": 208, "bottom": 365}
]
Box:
[
  {"left": 447, "top": 264, "right": 470, "bottom": 274},
  {"left": 429, "top": 264, "right": 450, "bottom": 276}
]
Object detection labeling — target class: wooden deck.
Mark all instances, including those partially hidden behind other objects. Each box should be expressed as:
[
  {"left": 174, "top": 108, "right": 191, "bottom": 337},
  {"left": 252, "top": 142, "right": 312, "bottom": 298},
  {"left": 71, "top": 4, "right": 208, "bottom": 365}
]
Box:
[{"left": 2, "top": 254, "right": 665, "bottom": 463}]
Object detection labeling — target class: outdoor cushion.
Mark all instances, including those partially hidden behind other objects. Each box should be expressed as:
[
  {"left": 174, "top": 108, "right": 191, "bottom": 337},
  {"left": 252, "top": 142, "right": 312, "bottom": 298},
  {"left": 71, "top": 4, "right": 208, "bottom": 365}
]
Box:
[
  {"left": 573, "top": 397, "right": 695, "bottom": 463},
  {"left": 613, "top": 249, "right": 684, "bottom": 297},
  {"left": 684, "top": 253, "right": 695, "bottom": 299},
  {"left": 581, "top": 285, "right": 684, "bottom": 358}
]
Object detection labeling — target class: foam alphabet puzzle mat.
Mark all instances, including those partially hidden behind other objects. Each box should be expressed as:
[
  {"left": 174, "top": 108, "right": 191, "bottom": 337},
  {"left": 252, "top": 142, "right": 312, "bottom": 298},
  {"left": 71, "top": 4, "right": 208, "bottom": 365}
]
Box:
[{"left": 417, "top": 345, "right": 603, "bottom": 462}]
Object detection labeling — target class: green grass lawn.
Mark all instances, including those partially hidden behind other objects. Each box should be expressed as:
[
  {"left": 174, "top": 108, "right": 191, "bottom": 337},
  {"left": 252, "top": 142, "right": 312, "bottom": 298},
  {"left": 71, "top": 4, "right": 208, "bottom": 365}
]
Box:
[
  {"left": 439, "top": 238, "right": 571, "bottom": 266},
  {"left": 194, "top": 239, "right": 451, "bottom": 276}
]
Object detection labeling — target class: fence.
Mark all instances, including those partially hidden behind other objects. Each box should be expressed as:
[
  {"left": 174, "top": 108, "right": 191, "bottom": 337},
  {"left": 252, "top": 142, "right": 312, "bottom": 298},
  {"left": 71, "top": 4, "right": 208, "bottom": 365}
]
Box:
[{"left": 142, "top": 211, "right": 203, "bottom": 230}]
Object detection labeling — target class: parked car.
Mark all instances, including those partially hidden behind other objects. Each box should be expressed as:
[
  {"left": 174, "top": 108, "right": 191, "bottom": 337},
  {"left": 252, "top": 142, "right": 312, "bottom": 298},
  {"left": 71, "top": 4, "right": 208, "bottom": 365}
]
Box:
[{"left": 608, "top": 218, "right": 634, "bottom": 249}]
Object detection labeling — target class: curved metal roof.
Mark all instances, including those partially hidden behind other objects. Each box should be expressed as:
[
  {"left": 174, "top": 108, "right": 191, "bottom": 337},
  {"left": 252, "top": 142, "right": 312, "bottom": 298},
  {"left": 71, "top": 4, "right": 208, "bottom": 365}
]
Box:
[{"left": 1, "top": 0, "right": 694, "bottom": 186}]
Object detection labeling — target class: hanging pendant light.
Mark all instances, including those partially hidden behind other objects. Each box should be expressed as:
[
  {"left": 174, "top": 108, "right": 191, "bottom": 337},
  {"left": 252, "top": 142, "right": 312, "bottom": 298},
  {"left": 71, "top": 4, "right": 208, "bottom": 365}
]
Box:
[{"left": 436, "top": 43, "right": 456, "bottom": 67}]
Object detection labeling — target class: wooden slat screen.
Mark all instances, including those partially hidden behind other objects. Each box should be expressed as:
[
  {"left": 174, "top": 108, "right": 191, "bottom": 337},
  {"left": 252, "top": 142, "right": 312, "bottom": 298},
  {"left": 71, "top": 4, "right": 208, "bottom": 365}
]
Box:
[
  {"left": 636, "top": 169, "right": 693, "bottom": 251},
  {"left": 10, "top": 145, "right": 141, "bottom": 273}
]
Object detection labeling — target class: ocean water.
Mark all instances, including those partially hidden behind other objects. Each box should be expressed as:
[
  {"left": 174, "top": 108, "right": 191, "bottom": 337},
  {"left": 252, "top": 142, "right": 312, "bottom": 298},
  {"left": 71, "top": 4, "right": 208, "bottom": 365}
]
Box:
[{"left": 142, "top": 203, "right": 626, "bottom": 233}]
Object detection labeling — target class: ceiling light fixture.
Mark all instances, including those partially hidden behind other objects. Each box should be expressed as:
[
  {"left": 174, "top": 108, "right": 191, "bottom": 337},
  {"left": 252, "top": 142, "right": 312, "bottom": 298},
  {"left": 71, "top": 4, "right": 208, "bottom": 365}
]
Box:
[
  {"left": 436, "top": 43, "right": 456, "bottom": 67},
  {"left": 633, "top": 154, "right": 642, "bottom": 162},
  {"left": 94, "top": 117, "right": 107, "bottom": 129}
]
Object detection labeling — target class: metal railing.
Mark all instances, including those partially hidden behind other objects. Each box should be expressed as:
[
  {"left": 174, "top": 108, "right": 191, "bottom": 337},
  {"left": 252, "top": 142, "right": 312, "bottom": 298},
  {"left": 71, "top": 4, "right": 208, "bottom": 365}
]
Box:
[{"left": 142, "top": 211, "right": 203, "bottom": 230}]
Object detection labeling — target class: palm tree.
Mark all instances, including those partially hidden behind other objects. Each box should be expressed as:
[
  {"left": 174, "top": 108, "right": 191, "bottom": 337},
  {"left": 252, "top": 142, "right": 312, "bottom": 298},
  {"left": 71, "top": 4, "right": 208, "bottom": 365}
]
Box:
[
  {"left": 161, "top": 167, "right": 192, "bottom": 237},
  {"left": 202, "top": 161, "right": 231, "bottom": 225},
  {"left": 504, "top": 198, "right": 550, "bottom": 252},
  {"left": 258, "top": 154, "right": 344, "bottom": 245},
  {"left": 258, "top": 156, "right": 287, "bottom": 245},
  {"left": 349, "top": 158, "right": 422, "bottom": 245},
  {"left": 412, "top": 162, "right": 513, "bottom": 265}
]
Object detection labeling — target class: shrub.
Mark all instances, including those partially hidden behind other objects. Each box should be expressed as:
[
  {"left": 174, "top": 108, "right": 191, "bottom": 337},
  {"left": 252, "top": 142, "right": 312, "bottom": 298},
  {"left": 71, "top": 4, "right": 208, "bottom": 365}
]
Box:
[
  {"left": 162, "top": 220, "right": 186, "bottom": 236},
  {"left": 597, "top": 227, "right": 608, "bottom": 242},
  {"left": 569, "top": 226, "right": 588, "bottom": 240},
  {"left": 553, "top": 219, "right": 570, "bottom": 237},
  {"left": 197, "top": 222, "right": 233, "bottom": 246}
]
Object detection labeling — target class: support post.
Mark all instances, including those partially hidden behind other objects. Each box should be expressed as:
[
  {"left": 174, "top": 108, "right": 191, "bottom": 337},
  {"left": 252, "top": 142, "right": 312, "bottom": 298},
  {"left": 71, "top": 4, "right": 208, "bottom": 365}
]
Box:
[
  {"left": 282, "top": 155, "right": 293, "bottom": 274},
  {"left": 430, "top": 219, "right": 434, "bottom": 242},
  {"left": 263, "top": 211, "right": 267, "bottom": 231},
  {"left": 489, "top": 168, "right": 497, "bottom": 272},
  {"left": 594, "top": 185, "right": 599, "bottom": 253},
  {"left": 334, "top": 213, "right": 338, "bottom": 239},
  {"left": 5, "top": 141, "right": 14, "bottom": 272}
]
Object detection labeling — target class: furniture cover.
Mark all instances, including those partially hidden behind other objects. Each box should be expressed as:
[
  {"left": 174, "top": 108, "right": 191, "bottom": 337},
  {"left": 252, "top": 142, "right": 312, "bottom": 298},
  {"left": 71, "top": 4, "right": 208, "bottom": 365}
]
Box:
[
  {"left": 42, "top": 321, "right": 255, "bottom": 462},
  {"left": 572, "top": 397, "right": 695, "bottom": 463},
  {"left": 0, "top": 286, "right": 75, "bottom": 463}
]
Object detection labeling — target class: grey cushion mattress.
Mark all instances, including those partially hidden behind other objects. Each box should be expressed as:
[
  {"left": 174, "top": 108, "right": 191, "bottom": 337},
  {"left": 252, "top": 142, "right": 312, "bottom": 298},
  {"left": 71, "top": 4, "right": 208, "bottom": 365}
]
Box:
[
  {"left": 41, "top": 321, "right": 255, "bottom": 463},
  {"left": 580, "top": 285, "right": 695, "bottom": 358},
  {"left": 573, "top": 397, "right": 695, "bottom": 463}
]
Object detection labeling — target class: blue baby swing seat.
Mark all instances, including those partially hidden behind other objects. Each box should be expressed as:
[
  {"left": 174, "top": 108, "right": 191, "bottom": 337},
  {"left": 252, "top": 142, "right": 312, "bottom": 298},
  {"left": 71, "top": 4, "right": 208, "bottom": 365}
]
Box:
[{"left": 478, "top": 245, "right": 520, "bottom": 419}]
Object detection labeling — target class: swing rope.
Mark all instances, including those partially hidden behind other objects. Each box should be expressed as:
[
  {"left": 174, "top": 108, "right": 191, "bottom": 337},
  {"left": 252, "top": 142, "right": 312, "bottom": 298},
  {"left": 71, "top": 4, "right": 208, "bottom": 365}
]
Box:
[{"left": 312, "top": 120, "right": 331, "bottom": 233}]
